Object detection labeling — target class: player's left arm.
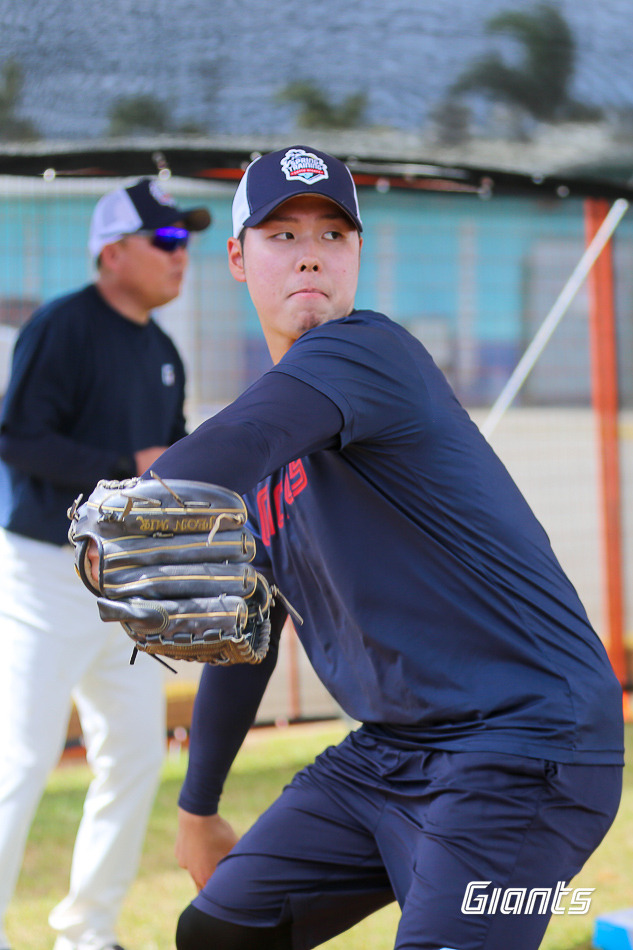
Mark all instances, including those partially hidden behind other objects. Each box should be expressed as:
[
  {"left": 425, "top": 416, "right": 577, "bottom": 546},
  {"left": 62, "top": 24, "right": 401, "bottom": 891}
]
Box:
[{"left": 150, "top": 371, "right": 343, "bottom": 494}]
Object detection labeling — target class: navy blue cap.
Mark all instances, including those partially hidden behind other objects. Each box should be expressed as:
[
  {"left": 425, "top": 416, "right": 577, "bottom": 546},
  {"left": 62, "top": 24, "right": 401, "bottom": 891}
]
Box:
[
  {"left": 89, "top": 178, "right": 211, "bottom": 260},
  {"left": 232, "top": 146, "right": 362, "bottom": 238},
  {"left": 124, "top": 179, "right": 211, "bottom": 232}
]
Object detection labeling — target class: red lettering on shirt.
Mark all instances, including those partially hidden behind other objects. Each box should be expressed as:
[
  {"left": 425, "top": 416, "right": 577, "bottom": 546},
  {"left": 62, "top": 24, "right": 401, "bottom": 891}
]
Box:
[
  {"left": 257, "top": 459, "right": 308, "bottom": 547},
  {"left": 284, "top": 472, "right": 294, "bottom": 505},
  {"left": 273, "top": 482, "right": 285, "bottom": 529},
  {"left": 288, "top": 459, "right": 308, "bottom": 494},
  {"left": 256, "top": 486, "right": 275, "bottom": 547}
]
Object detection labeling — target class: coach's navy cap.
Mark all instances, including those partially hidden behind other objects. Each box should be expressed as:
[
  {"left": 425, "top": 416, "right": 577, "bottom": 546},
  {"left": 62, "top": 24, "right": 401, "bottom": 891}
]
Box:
[
  {"left": 232, "top": 145, "right": 363, "bottom": 238},
  {"left": 89, "top": 178, "right": 211, "bottom": 260}
]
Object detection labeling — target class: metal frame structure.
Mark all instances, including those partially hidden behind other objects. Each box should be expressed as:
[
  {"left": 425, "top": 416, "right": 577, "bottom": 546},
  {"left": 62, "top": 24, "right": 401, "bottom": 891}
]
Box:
[{"left": 1, "top": 138, "right": 630, "bottom": 702}]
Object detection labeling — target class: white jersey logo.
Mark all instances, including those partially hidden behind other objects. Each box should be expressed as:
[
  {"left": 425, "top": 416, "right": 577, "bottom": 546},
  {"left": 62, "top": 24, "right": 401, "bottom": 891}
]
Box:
[
  {"left": 280, "top": 148, "right": 329, "bottom": 185},
  {"left": 161, "top": 363, "right": 176, "bottom": 386}
]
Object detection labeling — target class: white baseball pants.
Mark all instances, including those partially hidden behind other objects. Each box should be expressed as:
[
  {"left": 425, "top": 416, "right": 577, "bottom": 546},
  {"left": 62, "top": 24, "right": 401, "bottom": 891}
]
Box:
[{"left": 0, "top": 529, "right": 165, "bottom": 950}]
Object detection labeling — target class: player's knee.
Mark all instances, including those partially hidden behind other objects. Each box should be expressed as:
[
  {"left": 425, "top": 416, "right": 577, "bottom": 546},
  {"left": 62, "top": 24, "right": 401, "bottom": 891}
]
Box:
[{"left": 176, "top": 904, "right": 292, "bottom": 949}]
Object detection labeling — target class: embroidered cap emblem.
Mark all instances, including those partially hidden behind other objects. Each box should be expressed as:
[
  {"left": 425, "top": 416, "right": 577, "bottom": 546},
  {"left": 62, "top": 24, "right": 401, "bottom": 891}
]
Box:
[
  {"left": 150, "top": 180, "right": 176, "bottom": 208},
  {"left": 280, "top": 148, "right": 329, "bottom": 185}
]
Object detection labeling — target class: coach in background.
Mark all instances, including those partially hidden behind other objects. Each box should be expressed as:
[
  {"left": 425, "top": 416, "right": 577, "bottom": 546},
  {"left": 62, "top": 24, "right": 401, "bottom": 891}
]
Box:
[{"left": 0, "top": 178, "right": 210, "bottom": 950}]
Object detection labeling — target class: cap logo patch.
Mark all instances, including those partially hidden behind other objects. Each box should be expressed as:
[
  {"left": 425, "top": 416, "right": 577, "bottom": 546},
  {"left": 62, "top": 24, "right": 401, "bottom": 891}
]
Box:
[
  {"left": 280, "top": 148, "right": 329, "bottom": 185},
  {"left": 150, "top": 180, "right": 176, "bottom": 208}
]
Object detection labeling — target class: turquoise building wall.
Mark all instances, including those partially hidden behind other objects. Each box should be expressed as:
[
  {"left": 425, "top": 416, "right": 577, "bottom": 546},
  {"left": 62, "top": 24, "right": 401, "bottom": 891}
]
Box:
[{"left": 1, "top": 179, "right": 632, "bottom": 411}]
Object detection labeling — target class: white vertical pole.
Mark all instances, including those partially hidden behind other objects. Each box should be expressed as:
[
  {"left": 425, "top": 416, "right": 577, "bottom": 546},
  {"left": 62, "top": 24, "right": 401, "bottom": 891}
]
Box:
[
  {"left": 456, "top": 220, "right": 478, "bottom": 395},
  {"left": 480, "top": 198, "right": 629, "bottom": 440}
]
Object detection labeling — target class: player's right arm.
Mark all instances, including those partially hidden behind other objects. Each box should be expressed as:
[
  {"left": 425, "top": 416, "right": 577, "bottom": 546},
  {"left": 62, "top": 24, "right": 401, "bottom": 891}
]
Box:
[
  {"left": 175, "top": 602, "right": 287, "bottom": 889},
  {"left": 175, "top": 810, "right": 240, "bottom": 892}
]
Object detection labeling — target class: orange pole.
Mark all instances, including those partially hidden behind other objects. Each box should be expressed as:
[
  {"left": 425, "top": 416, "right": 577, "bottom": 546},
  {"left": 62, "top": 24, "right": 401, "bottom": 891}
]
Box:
[
  {"left": 285, "top": 619, "right": 302, "bottom": 722},
  {"left": 584, "top": 199, "right": 628, "bottom": 696}
]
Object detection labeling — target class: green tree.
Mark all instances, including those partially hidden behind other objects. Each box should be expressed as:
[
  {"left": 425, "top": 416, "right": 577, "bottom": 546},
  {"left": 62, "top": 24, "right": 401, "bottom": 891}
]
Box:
[
  {"left": 108, "top": 95, "right": 171, "bottom": 136},
  {"left": 451, "top": 3, "right": 602, "bottom": 123},
  {"left": 277, "top": 81, "right": 367, "bottom": 130},
  {"left": 108, "top": 94, "right": 206, "bottom": 137},
  {"left": 430, "top": 98, "right": 472, "bottom": 146},
  {"left": 0, "top": 58, "right": 38, "bottom": 141}
]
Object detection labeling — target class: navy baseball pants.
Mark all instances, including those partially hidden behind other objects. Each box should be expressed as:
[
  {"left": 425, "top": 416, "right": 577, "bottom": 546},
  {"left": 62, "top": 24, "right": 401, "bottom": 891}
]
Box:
[{"left": 176, "top": 726, "right": 622, "bottom": 950}]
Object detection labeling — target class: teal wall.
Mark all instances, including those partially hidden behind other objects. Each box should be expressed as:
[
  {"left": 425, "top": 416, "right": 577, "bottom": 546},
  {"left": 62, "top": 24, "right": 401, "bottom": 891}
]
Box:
[{"left": 2, "top": 181, "right": 632, "bottom": 409}]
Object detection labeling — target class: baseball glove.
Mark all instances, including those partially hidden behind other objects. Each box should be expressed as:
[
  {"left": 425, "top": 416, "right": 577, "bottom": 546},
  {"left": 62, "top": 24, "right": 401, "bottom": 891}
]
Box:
[{"left": 68, "top": 473, "right": 277, "bottom": 667}]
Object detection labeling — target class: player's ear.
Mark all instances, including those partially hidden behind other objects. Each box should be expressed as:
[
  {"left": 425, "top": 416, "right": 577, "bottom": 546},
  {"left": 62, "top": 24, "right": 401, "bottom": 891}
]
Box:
[
  {"left": 99, "top": 242, "right": 117, "bottom": 270},
  {"left": 227, "top": 236, "right": 247, "bottom": 283},
  {"left": 99, "top": 240, "right": 126, "bottom": 272}
]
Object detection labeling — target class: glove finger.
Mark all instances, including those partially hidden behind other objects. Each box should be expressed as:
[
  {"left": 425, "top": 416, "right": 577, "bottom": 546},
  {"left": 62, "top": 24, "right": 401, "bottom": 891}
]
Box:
[
  {"left": 100, "top": 530, "right": 255, "bottom": 567},
  {"left": 101, "top": 562, "right": 259, "bottom": 601},
  {"left": 252, "top": 573, "right": 272, "bottom": 612},
  {"left": 98, "top": 596, "right": 170, "bottom": 632},
  {"left": 74, "top": 478, "right": 247, "bottom": 538},
  {"left": 97, "top": 595, "right": 248, "bottom": 635}
]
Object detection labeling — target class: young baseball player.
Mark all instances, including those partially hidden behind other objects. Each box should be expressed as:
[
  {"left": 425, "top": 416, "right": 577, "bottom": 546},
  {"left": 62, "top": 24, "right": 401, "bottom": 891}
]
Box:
[{"left": 146, "top": 146, "right": 622, "bottom": 950}]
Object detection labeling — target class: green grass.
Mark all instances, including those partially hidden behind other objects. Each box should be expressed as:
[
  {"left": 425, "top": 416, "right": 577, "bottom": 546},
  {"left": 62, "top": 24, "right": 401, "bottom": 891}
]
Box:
[{"left": 7, "top": 721, "right": 633, "bottom": 950}]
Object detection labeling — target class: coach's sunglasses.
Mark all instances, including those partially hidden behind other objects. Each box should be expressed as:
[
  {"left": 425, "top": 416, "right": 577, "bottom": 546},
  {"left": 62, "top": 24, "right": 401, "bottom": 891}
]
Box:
[{"left": 136, "top": 226, "right": 190, "bottom": 252}]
